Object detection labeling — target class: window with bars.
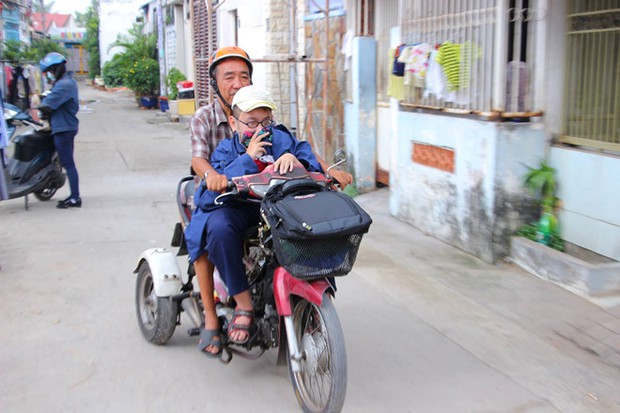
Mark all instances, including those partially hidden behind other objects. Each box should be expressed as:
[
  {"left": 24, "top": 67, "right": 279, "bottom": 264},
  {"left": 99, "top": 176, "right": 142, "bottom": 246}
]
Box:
[
  {"left": 561, "top": 1, "right": 620, "bottom": 152},
  {"left": 393, "top": 0, "right": 538, "bottom": 117},
  {"left": 375, "top": 0, "right": 398, "bottom": 103}
]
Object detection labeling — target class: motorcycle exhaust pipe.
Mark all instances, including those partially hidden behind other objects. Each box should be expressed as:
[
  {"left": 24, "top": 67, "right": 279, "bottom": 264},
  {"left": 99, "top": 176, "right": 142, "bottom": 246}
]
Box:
[{"left": 181, "top": 297, "right": 202, "bottom": 328}]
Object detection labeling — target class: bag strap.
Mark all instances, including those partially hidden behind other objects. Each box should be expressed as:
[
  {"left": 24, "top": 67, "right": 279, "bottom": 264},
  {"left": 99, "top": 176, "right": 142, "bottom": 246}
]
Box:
[{"left": 280, "top": 178, "right": 326, "bottom": 197}]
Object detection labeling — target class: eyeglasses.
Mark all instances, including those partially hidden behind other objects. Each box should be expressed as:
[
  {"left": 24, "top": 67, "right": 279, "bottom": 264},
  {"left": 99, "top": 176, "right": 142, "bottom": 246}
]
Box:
[{"left": 235, "top": 117, "right": 274, "bottom": 129}]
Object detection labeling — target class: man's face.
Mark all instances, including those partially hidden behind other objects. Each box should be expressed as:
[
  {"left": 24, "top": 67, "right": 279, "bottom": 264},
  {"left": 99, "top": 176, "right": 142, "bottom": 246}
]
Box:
[{"left": 214, "top": 58, "right": 252, "bottom": 105}]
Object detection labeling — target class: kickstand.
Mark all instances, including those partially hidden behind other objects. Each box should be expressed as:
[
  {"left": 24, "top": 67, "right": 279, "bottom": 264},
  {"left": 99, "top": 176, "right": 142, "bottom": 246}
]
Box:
[{"left": 23, "top": 194, "right": 30, "bottom": 210}]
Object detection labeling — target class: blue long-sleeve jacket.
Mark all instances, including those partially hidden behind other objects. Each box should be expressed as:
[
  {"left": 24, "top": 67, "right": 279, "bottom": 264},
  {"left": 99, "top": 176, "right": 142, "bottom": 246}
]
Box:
[
  {"left": 41, "top": 73, "right": 79, "bottom": 134},
  {"left": 194, "top": 124, "right": 322, "bottom": 210}
]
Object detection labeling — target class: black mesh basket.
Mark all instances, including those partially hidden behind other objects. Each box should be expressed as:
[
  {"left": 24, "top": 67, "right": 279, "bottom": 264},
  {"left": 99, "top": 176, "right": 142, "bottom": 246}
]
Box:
[{"left": 271, "top": 231, "right": 365, "bottom": 280}]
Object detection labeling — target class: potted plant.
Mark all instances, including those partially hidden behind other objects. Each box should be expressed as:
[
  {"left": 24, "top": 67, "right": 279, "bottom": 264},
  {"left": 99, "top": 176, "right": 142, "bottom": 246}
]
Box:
[
  {"left": 166, "top": 68, "right": 186, "bottom": 115},
  {"left": 517, "top": 159, "right": 564, "bottom": 251},
  {"left": 107, "top": 23, "right": 159, "bottom": 108},
  {"left": 125, "top": 57, "right": 160, "bottom": 108}
]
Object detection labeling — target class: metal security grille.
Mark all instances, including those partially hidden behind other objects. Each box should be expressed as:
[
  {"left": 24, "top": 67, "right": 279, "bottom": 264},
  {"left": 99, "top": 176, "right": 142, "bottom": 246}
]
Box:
[
  {"left": 375, "top": 0, "right": 399, "bottom": 103},
  {"left": 398, "top": 0, "right": 539, "bottom": 117},
  {"left": 192, "top": 0, "right": 218, "bottom": 107},
  {"left": 561, "top": 1, "right": 620, "bottom": 152}
]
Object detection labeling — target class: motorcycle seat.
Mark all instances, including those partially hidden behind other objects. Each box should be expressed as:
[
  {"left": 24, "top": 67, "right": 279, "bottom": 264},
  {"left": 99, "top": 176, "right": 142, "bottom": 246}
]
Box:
[
  {"left": 13, "top": 130, "right": 54, "bottom": 149},
  {"left": 13, "top": 130, "right": 54, "bottom": 162}
]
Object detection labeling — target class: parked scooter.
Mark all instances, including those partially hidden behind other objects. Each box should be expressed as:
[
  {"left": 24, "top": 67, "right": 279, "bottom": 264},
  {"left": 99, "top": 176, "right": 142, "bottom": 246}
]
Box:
[
  {"left": 133, "top": 157, "right": 372, "bottom": 413},
  {"left": 2, "top": 102, "right": 65, "bottom": 209}
]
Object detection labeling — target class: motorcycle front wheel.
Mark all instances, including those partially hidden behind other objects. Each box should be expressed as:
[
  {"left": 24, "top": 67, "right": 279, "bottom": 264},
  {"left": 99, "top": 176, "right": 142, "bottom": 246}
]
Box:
[
  {"left": 135, "top": 261, "right": 177, "bottom": 345},
  {"left": 288, "top": 295, "right": 347, "bottom": 413}
]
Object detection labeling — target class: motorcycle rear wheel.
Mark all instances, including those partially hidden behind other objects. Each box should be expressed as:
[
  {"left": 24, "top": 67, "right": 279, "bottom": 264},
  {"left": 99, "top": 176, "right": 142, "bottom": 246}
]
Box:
[
  {"left": 135, "top": 261, "right": 177, "bottom": 345},
  {"left": 33, "top": 186, "right": 57, "bottom": 201},
  {"left": 289, "top": 295, "right": 347, "bottom": 413},
  {"left": 34, "top": 159, "right": 65, "bottom": 201}
]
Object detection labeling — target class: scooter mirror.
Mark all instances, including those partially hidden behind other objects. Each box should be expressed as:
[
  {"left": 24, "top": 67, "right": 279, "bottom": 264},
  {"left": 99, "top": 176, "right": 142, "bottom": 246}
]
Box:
[{"left": 333, "top": 149, "right": 346, "bottom": 165}]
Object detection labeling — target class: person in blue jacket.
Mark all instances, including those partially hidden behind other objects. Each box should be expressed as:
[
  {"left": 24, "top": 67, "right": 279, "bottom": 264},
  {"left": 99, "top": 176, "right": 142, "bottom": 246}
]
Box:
[
  {"left": 185, "top": 85, "right": 322, "bottom": 357},
  {"left": 39, "top": 52, "right": 81, "bottom": 209}
]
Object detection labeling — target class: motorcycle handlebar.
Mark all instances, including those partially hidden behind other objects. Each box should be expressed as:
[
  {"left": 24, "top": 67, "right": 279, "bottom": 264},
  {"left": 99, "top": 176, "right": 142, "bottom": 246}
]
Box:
[
  {"left": 214, "top": 182, "right": 237, "bottom": 206},
  {"left": 27, "top": 119, "right": 44, "bottom": 127}
]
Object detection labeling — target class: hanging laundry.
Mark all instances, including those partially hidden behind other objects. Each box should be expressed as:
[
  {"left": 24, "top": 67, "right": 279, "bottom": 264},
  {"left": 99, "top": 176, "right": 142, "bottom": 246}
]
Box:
[
  {"left": 398, "top": 43, "right": 433, "bottom": 87},
  {"left": 392, "top": 44, "right": 406, "bottom": 77},
  {"left": 424, "top": 49, "right": 450, "bottom": 100},
  {"left": 387, "top": 49, "right": 405, "bottom": 101},
  {"left": 424, "top": 49, "right": 471, "bottom": 105},
  {"left": 8, "top": 65, "right": 31, "bottom": 109},
  {"left": 4, "top": 64, "right": 14, "bottom": 103},
  {"left": 435, "top": 42, "right": 482, "bottom": 92},
  {"left": 25, "top": 64, "right": 42, "bottom": 96}
]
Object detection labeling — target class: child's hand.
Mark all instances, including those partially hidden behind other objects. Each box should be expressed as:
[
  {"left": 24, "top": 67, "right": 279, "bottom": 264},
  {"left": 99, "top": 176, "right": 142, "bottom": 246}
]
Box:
[
  {"left": 274, "top": 153, "right": 301, "bottom": 174},
  {"left": 245, "top": 129, "right": 272, "bottom": 159}
]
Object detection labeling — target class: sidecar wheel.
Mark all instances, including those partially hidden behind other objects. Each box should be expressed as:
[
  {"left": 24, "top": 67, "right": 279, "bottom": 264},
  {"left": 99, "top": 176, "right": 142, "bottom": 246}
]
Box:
[
  {"left": 135, "top": 261, "right": 177, "bottom": 345},
  {"left": 288, "top": 295, "right": 347, "bottom": 413}
]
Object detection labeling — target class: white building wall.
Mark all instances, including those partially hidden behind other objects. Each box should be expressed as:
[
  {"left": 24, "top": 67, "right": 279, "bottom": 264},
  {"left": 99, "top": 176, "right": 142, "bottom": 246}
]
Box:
[
  {"left": 217, "top": 0, "right": 267, "bottom": 89},
  {"left": 171, "top": 4, "right": 186, "bottom": 76},
  {"left": 182, "top": 0, "right": 194, "bottom": 83},
  {"left": 99, "top": 0, "right": 144, "bottom": 67},
  {"left": 551, "top": 148, "right": 620, "bottom": 261}
]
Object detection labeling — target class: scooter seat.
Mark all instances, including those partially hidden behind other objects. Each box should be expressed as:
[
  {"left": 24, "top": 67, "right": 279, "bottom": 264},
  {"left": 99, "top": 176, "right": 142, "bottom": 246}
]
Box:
[
  {"left": 14, "top": 129, "right": 54, "bottom": 148},
  {"left": 13, "top": 130, "right": 55, "bottom": 162}
]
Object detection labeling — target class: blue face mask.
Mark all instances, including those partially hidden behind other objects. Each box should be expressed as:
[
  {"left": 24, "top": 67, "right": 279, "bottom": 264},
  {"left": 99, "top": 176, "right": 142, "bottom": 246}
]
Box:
[{"left": 46, "top": 72, "right": 56, "bottom": 82}]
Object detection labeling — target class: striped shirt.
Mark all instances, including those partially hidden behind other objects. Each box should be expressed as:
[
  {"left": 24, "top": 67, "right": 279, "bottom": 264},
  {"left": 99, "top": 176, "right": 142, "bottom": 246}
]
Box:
[{"left": 189, "top": 100, "right": 232, "bottom": 161}]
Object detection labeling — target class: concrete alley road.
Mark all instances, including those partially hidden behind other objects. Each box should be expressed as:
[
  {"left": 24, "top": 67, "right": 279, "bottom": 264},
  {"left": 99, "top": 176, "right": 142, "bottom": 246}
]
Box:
[{"left": 1, "top": 83, "right": 620, "bottom": 413}]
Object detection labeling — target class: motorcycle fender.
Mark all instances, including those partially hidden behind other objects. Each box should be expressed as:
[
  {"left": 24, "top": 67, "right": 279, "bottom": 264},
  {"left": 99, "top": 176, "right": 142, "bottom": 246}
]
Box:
[
  {"left": 273, "top": 267, "right": 331, "bottom": 316},
  {"left": 133, "top": 248, "right": 183, "bottom": 297}
]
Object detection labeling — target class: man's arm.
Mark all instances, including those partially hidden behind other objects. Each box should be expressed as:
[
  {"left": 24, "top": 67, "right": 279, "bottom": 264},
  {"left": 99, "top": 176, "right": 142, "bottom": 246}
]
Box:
[
  {"left": 192, "top": 157, "right": 228, "bottom": 191},
  {"left": 189, "top": 106, "right": 229, "bottom": 191},
  {"left": 315, "top": 153, "right": 353, "bottom": 188}
]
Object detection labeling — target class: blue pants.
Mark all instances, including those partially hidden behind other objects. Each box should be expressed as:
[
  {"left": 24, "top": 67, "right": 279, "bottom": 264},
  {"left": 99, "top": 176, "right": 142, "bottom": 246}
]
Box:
[
  {"left": 53, "top": 130, "right": 79, "bottom": 198},
  {"left": 204, "top": 204, "right": 260, "bottom": 296}
]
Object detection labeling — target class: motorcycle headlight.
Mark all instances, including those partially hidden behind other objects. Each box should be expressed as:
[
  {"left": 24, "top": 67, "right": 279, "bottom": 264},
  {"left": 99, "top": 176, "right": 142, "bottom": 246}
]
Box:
[{"left": 250, "top": 178, "right": 286, "bottom": 198}]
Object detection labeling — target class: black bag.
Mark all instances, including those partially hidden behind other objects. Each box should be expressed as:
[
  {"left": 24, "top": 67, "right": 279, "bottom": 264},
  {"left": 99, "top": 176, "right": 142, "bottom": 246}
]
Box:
[{"left": 261, "top": 179, "right": 372, "bottom": 279}]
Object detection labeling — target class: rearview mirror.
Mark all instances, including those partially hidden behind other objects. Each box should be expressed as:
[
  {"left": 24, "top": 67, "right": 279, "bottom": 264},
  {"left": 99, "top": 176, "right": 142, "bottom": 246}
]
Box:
[{"left": 333, "top": 149, "right": 346, "bottom": 165}]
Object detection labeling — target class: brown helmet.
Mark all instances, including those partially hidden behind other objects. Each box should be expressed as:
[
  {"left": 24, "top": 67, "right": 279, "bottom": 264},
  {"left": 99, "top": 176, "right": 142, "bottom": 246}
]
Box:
[{"left": 208, "top": 46, "right": 253, "bottom": 79}]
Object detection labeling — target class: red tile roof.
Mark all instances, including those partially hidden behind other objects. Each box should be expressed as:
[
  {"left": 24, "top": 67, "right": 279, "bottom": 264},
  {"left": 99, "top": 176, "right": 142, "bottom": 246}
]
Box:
[{"left": 31, "top": 13, "right": 71, "bottom": 32}]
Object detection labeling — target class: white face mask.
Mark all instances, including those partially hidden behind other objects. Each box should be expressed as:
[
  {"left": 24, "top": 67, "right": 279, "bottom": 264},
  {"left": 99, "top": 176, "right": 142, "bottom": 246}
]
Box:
[{"left": 46, "top": 72, "right": 55, "bottom": 82}]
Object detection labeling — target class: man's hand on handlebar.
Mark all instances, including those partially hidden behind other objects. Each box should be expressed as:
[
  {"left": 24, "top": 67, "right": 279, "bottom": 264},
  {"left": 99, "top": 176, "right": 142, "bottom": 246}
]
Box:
[
  {"left": 206, "top": 171, "right": 229, "bottom": 192},
  {"left": 330, "top": 169, "right": 353, "bottom": 188}
]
